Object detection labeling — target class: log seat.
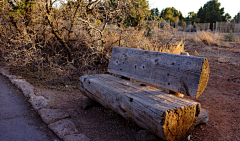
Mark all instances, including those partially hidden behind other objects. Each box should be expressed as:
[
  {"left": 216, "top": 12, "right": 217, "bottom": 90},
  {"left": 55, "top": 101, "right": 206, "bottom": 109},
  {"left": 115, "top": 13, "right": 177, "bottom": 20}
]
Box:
[{"left": 79, "top": 47, "right": 210, "bottom": 141}]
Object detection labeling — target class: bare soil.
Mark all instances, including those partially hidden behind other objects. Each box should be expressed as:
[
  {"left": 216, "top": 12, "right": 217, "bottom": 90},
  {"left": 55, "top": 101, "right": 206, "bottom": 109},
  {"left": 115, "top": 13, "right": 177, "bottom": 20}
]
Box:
[
  {"left": 3, "top": 37, "right": 240, "bottom": 141},
  {"left": 183, "top": 39, "right": 240, "bottom": 141}
]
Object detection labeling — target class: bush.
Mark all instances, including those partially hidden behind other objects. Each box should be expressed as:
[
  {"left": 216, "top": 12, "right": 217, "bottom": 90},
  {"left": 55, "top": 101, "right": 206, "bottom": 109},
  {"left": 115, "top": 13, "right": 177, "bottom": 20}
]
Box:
[
  {"left": 224, "top": 30, "right": 237, "bottom": 42},
  {"left": 0, "top": 0, "right": 185, "bottom": 89}
]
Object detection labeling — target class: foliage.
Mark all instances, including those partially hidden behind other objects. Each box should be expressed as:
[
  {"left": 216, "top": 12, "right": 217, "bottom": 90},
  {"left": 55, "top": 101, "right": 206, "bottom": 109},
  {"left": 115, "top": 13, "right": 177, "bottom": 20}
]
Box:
[
  {"left": 186, "top": 12, "right": 198, "bottom": 24},
  {"left": 224, "top": 30, "right": 237, "bottom": 42},
  {"left": 159, "top": 7, "right": 183, "bottom": 25},
  {"left": 150, "top": 8, "right": 160, "bottom": 20},
  {"left": 178, "top": 20, "right": 187, "bottom": 27},
  {"left": 233, "top": 12, "right": 240, "bottom": 23},
  {"left": 224, "top": 13, "right": 231, "bottom": 22},
  {"left": 8, "top": 0, "right": 36, "bottom": 16},
  {"left": 196, "top": 0, "right": 231, "bottom": 29},
  {"left": 118, "top": 0, "right": 151, "bottom": 27}
]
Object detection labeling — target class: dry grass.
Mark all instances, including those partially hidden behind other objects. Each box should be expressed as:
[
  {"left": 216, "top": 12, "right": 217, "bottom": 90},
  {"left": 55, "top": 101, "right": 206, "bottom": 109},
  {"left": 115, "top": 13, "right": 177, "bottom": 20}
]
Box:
[
  {"left": 102, "top": 24, "right": 184, "bottom": 55},
  {"left": 237, "top": 38, "right": 240, "bottom": 44},
  {"left": 186, "top": 31, "right": 223, "bottom": 46}
]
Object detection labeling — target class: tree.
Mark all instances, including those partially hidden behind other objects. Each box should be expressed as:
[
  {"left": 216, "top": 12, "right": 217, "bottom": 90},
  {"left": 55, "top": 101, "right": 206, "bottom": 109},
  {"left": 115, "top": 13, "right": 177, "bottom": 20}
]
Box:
[
  {"left": 160, "top": 7, "right": 183, "bottom": 25},
  {"left": 186, "top": 12, "right": 198, "bottom": 24},
  {"left": 196, "top": 0, "right": 231, "bottom": 30},
  {"left": 150, "top": 8, "right": 160, "bottom": 20},
  {"left": 186, "top": 12, "right": 196, "bottom": 20},
  {"left": 233, "top": 12, "right": 240, "bottom": 23},
  {"left": 117, "top": 0, "right": 150, "bottom": 27},
  {"left": 224, "top": 13, "right": 231, "bottom": 22}
]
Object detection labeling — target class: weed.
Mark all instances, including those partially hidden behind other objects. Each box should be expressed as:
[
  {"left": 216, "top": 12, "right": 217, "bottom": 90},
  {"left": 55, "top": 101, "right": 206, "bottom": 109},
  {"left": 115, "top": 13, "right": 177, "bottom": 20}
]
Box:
[{"left": 224, "top": 30, "right": 237, "bottom": 42}]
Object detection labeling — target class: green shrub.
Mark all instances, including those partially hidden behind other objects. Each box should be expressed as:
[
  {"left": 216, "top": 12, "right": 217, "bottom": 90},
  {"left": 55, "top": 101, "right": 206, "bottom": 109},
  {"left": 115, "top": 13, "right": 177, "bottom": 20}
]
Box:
[{"left": 224, "top": 30, "right": 237, "bottom": 42}]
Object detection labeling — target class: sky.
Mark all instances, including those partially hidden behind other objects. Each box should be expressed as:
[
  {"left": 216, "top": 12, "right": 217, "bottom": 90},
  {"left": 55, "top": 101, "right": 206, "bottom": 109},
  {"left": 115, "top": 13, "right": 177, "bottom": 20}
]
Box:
[{"left": 148, "top": 0, "right": 240, "bottom": 18}]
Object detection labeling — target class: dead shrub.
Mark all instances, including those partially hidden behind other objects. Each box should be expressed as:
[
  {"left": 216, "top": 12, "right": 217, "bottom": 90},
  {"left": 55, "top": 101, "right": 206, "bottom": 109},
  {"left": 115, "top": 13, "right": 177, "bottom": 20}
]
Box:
[
  {"left": 0, "top": 0, "right": 184, "bottom": 89},
  {"left": 186, "top": 30, "right": 223, "bottom": 46}
]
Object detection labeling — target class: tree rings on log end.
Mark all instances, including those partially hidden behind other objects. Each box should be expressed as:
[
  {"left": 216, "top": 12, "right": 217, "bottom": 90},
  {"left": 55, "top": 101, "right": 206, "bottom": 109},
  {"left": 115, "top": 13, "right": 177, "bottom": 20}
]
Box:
[
  {"left": 163, "top": 104, "right": 200, "bottom": 141},
  {"left": 196, "top": 58, "right": 210, "bottom": 98}
]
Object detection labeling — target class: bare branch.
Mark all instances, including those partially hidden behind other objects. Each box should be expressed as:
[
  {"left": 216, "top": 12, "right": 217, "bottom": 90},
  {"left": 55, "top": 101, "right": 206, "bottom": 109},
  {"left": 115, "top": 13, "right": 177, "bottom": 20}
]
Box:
[{"left": 45, "top": 0, "right": 72, "bottom": 61}]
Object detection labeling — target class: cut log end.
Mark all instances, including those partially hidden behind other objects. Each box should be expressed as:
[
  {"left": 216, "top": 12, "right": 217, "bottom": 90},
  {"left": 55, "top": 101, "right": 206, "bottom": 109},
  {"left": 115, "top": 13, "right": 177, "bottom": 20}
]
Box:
[
  {"left": 169, "top": 90, "right": 184, "bottom": 98},
  {"left": 163, "top": 104, "right": 200, "bottom": 141},
  {"left": 196, "top": 58, "right": 210, "bottom": 98}
]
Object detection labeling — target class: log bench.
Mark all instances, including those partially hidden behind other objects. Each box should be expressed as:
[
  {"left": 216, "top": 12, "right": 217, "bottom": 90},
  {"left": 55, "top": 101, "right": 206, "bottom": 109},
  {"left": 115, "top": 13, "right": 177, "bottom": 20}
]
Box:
[{"left": 79, "top": 47, "right": 210, "bottom": 141}]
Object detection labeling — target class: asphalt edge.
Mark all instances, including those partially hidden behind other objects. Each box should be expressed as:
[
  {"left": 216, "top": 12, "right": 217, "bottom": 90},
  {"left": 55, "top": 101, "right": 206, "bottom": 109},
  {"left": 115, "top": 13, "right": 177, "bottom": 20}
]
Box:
[{"left": 0, "top": 67, "right": 91, "bottom": 141}]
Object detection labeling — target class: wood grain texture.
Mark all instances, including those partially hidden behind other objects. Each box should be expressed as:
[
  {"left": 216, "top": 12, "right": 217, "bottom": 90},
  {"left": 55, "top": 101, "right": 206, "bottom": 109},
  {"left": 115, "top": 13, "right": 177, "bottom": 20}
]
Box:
[
  {"left": 108, "top": 47, "right": 210, "bottom": 98},
  {"left": 79, "top": 74, "right": 201, "bottom": 141}
]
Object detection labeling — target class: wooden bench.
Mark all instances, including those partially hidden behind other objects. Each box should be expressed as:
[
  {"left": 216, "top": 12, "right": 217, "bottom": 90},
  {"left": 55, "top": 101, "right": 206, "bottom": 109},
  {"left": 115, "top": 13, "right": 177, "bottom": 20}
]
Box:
[{"left": 79, "top": 47, "right": 210, "bottom": 141}]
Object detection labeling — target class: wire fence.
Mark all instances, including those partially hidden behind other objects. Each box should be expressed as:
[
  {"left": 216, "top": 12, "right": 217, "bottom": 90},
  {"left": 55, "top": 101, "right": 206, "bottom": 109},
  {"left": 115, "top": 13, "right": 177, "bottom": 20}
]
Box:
[
  {"left": 234, "top": 23, "right": 240, "bottom": 32},
  {"left": 215, "top": 22, "right": 240, "bottom": 33},
  {"left": 195, "top": 23, "right": 210, "bottom": 31}
]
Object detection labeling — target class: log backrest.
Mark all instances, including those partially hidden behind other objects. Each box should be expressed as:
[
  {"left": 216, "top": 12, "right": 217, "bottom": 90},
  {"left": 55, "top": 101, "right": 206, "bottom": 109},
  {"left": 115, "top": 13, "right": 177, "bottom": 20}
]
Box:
[{"left": 108, "top": 47, "right": 210, "bottom": 98}]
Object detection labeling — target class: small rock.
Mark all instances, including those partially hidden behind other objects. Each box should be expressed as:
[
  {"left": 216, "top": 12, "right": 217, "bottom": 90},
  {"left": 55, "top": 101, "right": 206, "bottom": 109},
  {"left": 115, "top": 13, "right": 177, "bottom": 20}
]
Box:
[
  {"left": 10, "top": 79, "right": 34, "bottom": 97},
  {"left": 196, "top": 108, "right": 209, "bottom": 125},
  {"left": 34, "top": 88, "right": 43, "bottom": 96},
  {"left": 29, "top": 93, "right": 36, "bottom": 99},
  {"left": 29, "top": 95, "right": 52, "bottom": 110},
  {"left": 6, "top": 75, "right": 23, "bottom": 79},
  {"left": 48, "top": 119, "right": 78, "bottom": 138},
  {"left": 231, "top": 63, "right": 237, "bottom": 66},
  {"left": 136, "top": 130, "right": 160, "bottom": 141},
  {"left": 63, "top": 133, "right": 91, "bottom": 141},
  {"left": 180, "top": 52, "right": 190, "bottom": 56},
  {"left": 38, "top": 108, "right": 70, "bottom": 124},
  {"left": 0, "top": 67, "right": 9, "bottom": 76},
  {"left": 218, "top": 58, "right": 228, "bottom": 63}
]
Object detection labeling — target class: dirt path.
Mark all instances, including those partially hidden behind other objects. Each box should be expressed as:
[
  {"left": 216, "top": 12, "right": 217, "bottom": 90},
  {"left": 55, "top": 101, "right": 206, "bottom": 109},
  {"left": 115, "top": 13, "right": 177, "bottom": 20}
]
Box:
[
  {"left": 36, "top": 87, "right": 141, "bottom": 141},
  {"left": 184, "top": 41, "right": 240, "bottom": 141},
  {"left": 0, "top": 75, "right": 59, "bottom": 141}
]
